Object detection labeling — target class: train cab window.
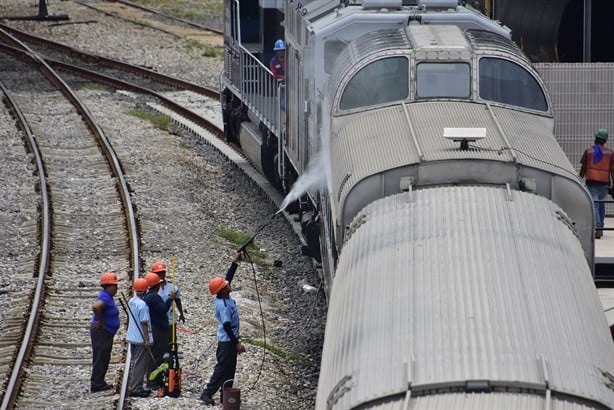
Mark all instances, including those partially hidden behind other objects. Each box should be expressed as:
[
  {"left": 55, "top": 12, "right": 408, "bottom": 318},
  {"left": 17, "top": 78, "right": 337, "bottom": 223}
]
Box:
[
  {"left": 416, "top": 63, "right": 470, "bottom": 98},
  {"left": 339, "top": 57, "right": 409, "bottom": 110},
  {"left": 479, "top": 57, "right": 548, "bottom": 111}
]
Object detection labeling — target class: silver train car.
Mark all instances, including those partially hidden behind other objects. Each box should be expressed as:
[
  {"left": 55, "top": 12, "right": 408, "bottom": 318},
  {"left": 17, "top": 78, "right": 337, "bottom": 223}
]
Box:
[{"left": 220, "top": 0, "right": 614, "bottom": 408}]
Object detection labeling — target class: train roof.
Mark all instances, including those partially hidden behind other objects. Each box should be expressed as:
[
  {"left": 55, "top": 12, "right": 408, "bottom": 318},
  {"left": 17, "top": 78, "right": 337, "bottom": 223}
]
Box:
[
  {"left": 301, "top": 1, "right": 511, "bottom": 39},
  {"left": 317, "top": 186, "right": 614, "bottom": 409},
  {"left": 330, "top": 100, "right": 574, "bottom": 207}
]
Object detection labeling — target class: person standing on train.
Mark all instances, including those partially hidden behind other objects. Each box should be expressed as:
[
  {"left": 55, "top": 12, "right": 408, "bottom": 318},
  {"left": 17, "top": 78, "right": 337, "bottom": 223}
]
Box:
[
  {"left": 126, "top": 278, "right": 153, "bottom": 397},
  {"left": 269, "top": 39, "right": 286, "bottom": 81},
  {"left": 200, "top": 252, "right": 246, "bottom": 406},
  {"left": 580, "top": 128, "right": 614, "bottom": 239},
  {"left": 143, "top": 272, "right": 174, "bottom": 387},
  {"left": 90, "top": 272, "right": 120, "bottom": 393},
  {"left": 152, "top": 261, "right": 185, "bottom": 342}
]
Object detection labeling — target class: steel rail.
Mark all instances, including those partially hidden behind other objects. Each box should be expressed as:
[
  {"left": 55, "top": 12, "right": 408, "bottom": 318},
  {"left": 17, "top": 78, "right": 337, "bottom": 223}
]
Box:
[
  {"left": 0, "top": 22, "right": 219, "bottom": 99},
  {"left": 0, "top": 43, "right": 226, "bottom": 153},
  {"left": 0, "top": 27, "right": 140, "bottom": 410},
  {"left": 111, "top": 0, "right": 224, "bottom": 35},
  {"left": 0, "top": 80, "right": 50, "bottom": 410}
]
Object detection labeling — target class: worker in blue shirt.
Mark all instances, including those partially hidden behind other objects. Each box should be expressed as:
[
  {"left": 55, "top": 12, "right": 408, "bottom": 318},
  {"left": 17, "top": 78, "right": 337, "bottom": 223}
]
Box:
[
  {"left": 144, "top": 272, "right": 174, "bottom": 387},
  {"left": 200, "top": 252, "right": 246, "bottom": 406},
  {"left": 90, "top": 272, "right": 120, "bottom": 393}
]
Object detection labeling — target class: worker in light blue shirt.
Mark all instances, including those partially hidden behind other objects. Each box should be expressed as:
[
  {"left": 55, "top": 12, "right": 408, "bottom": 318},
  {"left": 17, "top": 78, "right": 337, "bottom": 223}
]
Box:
[
  {"left": 200, "top": 252, "right": 246, "bottom": 406},
  {"left": 126, "top": 278, "right": 153, "bottom": 397}
]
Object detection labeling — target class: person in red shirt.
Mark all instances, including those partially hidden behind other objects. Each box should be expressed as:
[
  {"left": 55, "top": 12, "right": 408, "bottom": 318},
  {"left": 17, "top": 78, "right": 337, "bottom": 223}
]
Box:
[
  {"left": 269, "top": 39, "right": 285, "bottom": 81},
  {"left": 580, "top": 128, "right": 614, "bottom": 238}
]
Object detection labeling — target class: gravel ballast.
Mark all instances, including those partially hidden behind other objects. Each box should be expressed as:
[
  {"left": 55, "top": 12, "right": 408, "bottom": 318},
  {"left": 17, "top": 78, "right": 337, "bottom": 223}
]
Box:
[{"left": 1, "top": 1, "right": 326, "bottom": 409}]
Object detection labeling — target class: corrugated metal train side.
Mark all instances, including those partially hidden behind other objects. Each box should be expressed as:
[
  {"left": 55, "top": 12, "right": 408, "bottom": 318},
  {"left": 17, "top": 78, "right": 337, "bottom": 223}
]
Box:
[{"left": 317, "top": 186, "right": 614, "bottom": 409}]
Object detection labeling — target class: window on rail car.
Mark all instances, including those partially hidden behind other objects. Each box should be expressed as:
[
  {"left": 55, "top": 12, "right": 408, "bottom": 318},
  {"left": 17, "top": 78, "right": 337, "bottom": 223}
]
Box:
[
  {"left": 339, "top": 57, "right": 409, "bottom": 110},
  {"left": 479, "top": 57, "right": 548, "bottom": 111},
  {"left": 416, "top": 62, "right": 471, "bottom": 98}
]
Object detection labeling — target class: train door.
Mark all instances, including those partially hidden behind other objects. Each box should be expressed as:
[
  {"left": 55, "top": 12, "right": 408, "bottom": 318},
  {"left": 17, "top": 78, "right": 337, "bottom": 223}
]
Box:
[
  {"left": 284, "top": 43, "right": 300, "bottom": 176},
  {"left": 225, "top": 0, "right": 261, "bottom": 49}
]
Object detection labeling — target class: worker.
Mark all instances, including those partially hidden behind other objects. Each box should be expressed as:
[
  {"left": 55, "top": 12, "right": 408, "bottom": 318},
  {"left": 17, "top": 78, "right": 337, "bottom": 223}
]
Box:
[
  {"left": 269, "top": 39, "right": 286, "bottom": 81},
  {"left": 144, "top": 272, "right": 174, "bottom": 388},
  {"left": 90, "top": 272, "right": 120, "bottom": 393},
  {"left": 152, "top": 261, "right": 186, "bottom": 337},
  {"left": 200, "top": 252, "right": 246, "bottom": 406},
  {"left": 126, "top": 278, "right": 153, "bottom": 398},
  {"left": 580, "top": 128, "right": 614, "bottom": 238}
]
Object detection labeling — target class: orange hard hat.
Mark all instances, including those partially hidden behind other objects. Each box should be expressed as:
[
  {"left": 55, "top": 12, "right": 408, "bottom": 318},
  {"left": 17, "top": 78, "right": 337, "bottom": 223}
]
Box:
[
  {"left": 133, "top": 278, "right": 149, "bottom": 292},
  {"left": 100, "top": 272, "right": 119, "bottom": 286},
  {"left": 151, "top": 261, "right": 167, "bottom": 273},
  {"left": 209, "top": 277, "right": 229, "bottom": 295},
  {"left": 145, "top": 272, "right": 163, "bottom": 287}
]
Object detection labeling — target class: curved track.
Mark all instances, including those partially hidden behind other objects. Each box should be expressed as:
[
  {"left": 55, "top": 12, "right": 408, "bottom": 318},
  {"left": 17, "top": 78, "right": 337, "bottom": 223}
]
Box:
[
  {"left": 0, "top": 23, "right": 225, "bottom": 144},
  {"left": 0, "top": 30, "right": 139, "bottom": 410}
]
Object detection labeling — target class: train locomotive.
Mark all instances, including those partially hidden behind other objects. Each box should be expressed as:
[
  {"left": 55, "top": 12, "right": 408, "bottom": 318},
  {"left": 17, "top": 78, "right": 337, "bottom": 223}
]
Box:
[{"left": 221, "top": 0, "right": 614, "bottom": 408}]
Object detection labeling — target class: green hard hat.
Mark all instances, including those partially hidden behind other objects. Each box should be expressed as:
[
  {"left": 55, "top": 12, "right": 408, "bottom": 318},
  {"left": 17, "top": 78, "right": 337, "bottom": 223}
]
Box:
[{"left": 595, "top": 128, "right": 609, "bottom": 141}]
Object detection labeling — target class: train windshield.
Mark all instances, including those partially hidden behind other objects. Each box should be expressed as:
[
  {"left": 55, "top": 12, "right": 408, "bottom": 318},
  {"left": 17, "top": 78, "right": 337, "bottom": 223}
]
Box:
[
  {"left": 416, "top": 63, "right": 470, "bottom": 98},
  {"left": 339, "top": 57, "right": 409, "bottom": 110},
  {"left": 479, "top": 57, "right": 548, "bottom": 111}
]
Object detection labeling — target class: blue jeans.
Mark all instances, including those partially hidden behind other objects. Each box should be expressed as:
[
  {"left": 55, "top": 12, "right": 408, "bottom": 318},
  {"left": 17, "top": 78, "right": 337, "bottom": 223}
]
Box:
[{"left": 588, "top": 184, "right": 608, "bottom": 229}]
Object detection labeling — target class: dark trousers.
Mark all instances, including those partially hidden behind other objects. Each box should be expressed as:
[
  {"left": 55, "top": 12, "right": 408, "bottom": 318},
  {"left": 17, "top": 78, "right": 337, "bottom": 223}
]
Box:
[
  {"left": 201, "top": 341, "right": 237, "bottom": 400},
  {"left": 90, "top": 327, "right": 114, "bottom": 388},
  {"left": 147, "top": 328, "right": 169, "bottom": 377}
]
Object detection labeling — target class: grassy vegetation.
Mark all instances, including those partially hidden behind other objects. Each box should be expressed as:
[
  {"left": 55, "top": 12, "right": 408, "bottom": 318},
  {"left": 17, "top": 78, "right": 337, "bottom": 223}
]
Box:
[
  {"left": 82, "top": 84, "right": 108, "bottom": 92},
  {"left": 126, "top": 109, "right": 172, "bottom": 131},
  {"left": 128, "top": 0, "right": 224, "bottom": 21},
  {"left": 216, "top": 227, "right": 268, "bottom": 266},
  {"left": 185, "top": 40, "right": 223, "bottom": 58},
  {"left": 242, "top": 337, "right": 307, "bottom": 361},
  {"left": 201, "top": 46, "right": 223, "bottom": 58}
]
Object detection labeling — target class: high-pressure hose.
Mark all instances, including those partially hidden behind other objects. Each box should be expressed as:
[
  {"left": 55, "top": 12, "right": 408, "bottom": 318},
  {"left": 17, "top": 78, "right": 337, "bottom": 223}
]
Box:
[
  {"left": 237, "top": 211, "right": 281, "bottom": 253},
  {"left": 234, "top": 211, "right": 281, "bottom": 394}
]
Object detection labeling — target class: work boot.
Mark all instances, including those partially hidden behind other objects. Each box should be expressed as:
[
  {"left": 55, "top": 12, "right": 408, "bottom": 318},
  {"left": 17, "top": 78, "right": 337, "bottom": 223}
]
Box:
[
  {"left": 90, "top": 383, "right": 113, "bottom": 393},
  {"left": 200, "top": 393, "right": 215, "bottom": 406},
  {"left": 129, "top": 389, "right": 150, "bottom": 397}
]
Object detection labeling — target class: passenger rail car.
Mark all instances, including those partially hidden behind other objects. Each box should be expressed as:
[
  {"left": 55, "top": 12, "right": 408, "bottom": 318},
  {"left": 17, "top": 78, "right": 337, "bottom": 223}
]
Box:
[{"left": 221, "top": 0, "right": 614, "bottom": 408}]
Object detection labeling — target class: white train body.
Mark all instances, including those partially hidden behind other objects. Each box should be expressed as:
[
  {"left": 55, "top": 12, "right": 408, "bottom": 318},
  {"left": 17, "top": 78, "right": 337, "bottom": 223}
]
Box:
[{"left": 221, "top": 0, "right": 614, "bottom": 408}]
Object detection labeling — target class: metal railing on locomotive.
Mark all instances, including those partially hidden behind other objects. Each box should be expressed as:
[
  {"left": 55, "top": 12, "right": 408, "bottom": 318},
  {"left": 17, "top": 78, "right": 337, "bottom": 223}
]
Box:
[
  {"left": 595, "top": 198, "right": 614, "bottom": 232},
  {"left": 224, "top": 44, "right": 283, "bottom": 138}
]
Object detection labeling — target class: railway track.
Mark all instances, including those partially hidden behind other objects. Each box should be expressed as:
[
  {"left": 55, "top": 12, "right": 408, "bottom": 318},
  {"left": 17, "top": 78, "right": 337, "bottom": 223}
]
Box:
[
  {"left": 74, "top": 0, "right": 224, "bottom": 41},
  {"left": 0, "top": 23, "right": 226, "bottom": 145},
  {"left": 87, "top": 0, "right": 223, "bottom": 36},
  {"left": 0, "top": 20, "right": 270, "bottom": 409},
  {"left": 0, "top": 31, "right": 139, "bottom": 409},
  {"left": 0, "top": 5, "right": 325, "bottom": 408}
]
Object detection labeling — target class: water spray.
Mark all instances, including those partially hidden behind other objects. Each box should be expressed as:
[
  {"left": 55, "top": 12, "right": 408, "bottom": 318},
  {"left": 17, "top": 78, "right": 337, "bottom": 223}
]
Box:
[{"left": 238, "top": 151, "right": 326, "bottom": 252}]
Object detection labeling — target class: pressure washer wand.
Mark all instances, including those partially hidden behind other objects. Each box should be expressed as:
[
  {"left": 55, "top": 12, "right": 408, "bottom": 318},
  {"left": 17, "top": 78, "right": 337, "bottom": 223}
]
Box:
[{"left": 237, "top": 212, "right": 280, "bottom": 253}]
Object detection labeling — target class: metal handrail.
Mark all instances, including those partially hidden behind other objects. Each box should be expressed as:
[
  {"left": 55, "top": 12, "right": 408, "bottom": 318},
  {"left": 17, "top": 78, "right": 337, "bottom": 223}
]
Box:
[
  {"left": 593, "top": 198, "right": 614, "bottom": 230},
  {"left": 237, "top": 45, "right": 281, "bottom": 136}
]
